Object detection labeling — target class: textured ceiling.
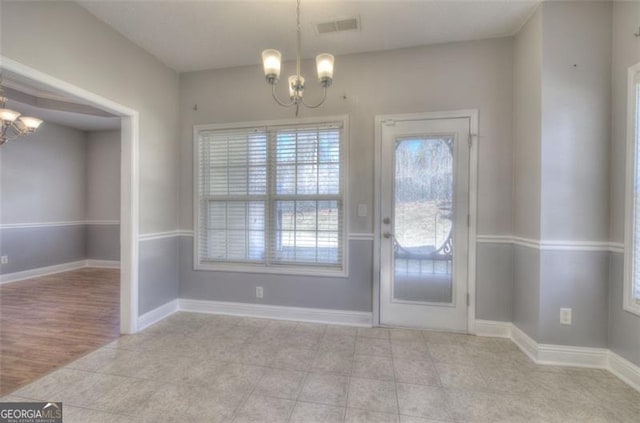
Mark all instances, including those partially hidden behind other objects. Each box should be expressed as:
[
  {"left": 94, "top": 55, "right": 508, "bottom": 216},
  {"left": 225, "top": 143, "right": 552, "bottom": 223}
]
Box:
[{"left": 78, "top": 0, "right": 540, "bottom": 72}]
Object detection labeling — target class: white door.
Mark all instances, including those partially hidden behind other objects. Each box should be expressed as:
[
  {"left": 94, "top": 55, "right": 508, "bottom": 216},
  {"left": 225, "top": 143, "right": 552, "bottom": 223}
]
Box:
[{"left": 379, "top": 117, "right": 470, "bottom": 331}]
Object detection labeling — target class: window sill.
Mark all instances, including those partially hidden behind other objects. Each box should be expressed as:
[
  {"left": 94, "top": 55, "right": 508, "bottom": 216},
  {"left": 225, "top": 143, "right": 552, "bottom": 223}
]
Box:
[
  {"left": 194, "top": 261, "right": 348, "bottom": 278},
  {"left": 623, "top": 301, "right": 640, "bottom": 317}
]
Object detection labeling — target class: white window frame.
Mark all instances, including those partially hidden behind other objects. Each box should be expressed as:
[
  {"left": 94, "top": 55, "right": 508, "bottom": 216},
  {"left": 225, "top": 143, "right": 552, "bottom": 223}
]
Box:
[
  {"left": 624, "top": 62, "right": 640, "bottom": 316},
  {"left": 193, "top": 115, "right": 349, "bottom": 278}
]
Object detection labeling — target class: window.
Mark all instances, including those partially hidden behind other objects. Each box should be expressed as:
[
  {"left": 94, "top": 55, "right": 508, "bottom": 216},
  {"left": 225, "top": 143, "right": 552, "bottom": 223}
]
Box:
[
  {"left": 625, "top": 64, "right": 640, "bottom": 315},
  {"left": 194, "top": 117, "right": 348, "bottom": 276}
]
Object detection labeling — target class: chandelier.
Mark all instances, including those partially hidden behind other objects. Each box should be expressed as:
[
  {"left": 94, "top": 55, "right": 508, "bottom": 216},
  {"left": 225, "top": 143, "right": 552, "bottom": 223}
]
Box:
[
  {"left": 0, "top": 77, "right": 43, "bottom": 146},
  {"left": 261, "top": 0, "right": 334, "bottom": 116}
]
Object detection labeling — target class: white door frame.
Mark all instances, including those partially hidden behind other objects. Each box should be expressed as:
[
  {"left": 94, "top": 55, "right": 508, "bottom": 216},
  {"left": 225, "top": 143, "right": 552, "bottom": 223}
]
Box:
[
  {"left": 1, "top": 56, "right": 140, "bottom": 334},
  {"left": 374, "top": 110, "right": 478, "bottom": 333}
]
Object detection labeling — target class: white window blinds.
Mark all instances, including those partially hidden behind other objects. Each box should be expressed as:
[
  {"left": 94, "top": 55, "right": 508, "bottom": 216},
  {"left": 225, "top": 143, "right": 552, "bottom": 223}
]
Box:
[{"left": 196, "top": 121, "right": 345, "bottom": 273}]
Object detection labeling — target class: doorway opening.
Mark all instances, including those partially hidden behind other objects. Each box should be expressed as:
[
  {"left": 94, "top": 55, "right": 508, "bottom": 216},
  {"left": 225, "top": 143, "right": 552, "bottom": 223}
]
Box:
[{"left": 0, "top": 57, "right": 139, "bottom": 334}]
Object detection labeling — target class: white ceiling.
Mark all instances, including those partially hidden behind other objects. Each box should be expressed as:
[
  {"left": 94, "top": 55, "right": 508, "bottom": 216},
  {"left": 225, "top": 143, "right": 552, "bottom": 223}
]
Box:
[{"left": 78, "top": 0, "right": 540, "bottom": 73}]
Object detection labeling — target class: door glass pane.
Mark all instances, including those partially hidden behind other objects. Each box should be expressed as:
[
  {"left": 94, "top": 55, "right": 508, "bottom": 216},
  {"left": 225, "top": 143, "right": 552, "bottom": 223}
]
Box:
[{"left": 393, "top": 137, "right": 454, "bottom": 303}]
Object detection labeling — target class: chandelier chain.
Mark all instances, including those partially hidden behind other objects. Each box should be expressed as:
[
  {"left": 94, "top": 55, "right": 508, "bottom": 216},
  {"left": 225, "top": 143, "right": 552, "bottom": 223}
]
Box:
[{"left": 296, "top": 0, "right": 301, "bottom": 79}]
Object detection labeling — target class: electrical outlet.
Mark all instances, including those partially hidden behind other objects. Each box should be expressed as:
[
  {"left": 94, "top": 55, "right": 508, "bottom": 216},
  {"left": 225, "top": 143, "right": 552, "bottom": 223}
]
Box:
[
  {"left": 256, "top": 286, "right": 263, "bottom": 299},
  {"left": 560, "top": 308, "right": 572, "bottom": 325},
  {"left": 0, "top": 255, "right": 7, "bottom": 265}
]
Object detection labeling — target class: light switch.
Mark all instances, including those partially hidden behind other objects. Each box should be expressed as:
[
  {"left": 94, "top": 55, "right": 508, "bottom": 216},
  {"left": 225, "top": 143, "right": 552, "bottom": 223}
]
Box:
[
  {"left": 357, "top": 204, "right": 367, "bottom": 217},
  {"left": 560, "top": 308, "right": 572, "bottom": 325}
]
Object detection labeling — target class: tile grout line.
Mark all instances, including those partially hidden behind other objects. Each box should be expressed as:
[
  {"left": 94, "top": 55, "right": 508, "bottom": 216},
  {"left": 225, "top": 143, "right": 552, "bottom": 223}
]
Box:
[
  {"left": 342, "top": 328, "right": 359, "bottom": 422},
  {"left": 224, "top": 319, "right": 261, "bottom": 423},
  {"left": 390, "top": 332, "right": 402, "bottom": 419},
  {"left": 286, "top": 322, "right": 327, "bottom": 423},
  {"left": 423, "top": 335, "right": 459, "bottom": 423}
]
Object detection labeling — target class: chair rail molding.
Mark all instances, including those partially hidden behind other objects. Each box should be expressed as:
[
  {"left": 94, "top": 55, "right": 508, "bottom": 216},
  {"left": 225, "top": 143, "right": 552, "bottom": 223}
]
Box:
[{"left": 476, "top": 235, "right": 624, "bottom": 253}]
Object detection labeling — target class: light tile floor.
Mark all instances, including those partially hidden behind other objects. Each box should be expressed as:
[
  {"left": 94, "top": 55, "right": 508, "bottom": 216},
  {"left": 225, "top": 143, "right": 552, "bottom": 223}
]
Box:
[{"left": 2, "top": 312, "right": 639, "bottom": 422}]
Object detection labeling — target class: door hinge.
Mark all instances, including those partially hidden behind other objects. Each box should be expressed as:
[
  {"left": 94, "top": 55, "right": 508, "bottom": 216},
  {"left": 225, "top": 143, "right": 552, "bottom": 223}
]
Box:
[
  {"left": 468, "top": 134, "right": 472, "bottom": 148},
  {"left": 467, "top": 214, "right": 471, "bottom": 227},
  {"left": 467, "top": 293, "right": 470, "bottom": 307}
]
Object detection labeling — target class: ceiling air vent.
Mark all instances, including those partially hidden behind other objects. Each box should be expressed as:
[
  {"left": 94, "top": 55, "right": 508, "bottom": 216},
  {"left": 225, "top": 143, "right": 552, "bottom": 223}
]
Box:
[{"left": 315, "top": 17, "right": 360, "bottom": 35}]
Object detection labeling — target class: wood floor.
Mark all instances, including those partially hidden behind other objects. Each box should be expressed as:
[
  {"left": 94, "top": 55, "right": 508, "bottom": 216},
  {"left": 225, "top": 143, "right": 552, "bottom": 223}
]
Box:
[{"left": 0, "top": 268, "right": 119, "bottom": 395}]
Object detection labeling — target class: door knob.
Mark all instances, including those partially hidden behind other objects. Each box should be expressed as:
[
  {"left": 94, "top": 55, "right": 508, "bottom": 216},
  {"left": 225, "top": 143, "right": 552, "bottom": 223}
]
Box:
[{"left": 383, "top": 232, "right": 392, "bottom": 239}]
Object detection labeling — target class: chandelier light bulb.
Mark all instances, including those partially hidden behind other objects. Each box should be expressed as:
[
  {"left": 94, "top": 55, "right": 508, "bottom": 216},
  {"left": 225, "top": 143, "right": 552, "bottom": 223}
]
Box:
[
  {"left": 262, "top": 49, "right": 282, "bottom": 83},
  {"left": 316, "top": 54, "right": 334, "bottom": 85},
  {"left": 19, "top": 116, "right": 43, "bottom": 130},
  {"left": 0, "top": 108, "right": 20, "bottom": 123}
]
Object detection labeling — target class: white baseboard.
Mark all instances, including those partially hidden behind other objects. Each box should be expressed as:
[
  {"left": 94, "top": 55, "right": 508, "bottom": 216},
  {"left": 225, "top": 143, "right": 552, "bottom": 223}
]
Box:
[
  {"left": 179, "top": 298, "right": 373, "bottom": 327},
  {"left": 0, "top": 260, "right": 87, "bottom": 284},
  {"left": 477, "top": 319, "right": 640, "bottom": 393},
  {"left": 137, "top": 299, "right": 179, "bottom": 331},
  {"left": 510, "top": 324, "right": 539, "bottom": 363},
  {"left": 537, "top": 343, "right": 608, "bottom": 368},
  {"left": 85, "top": 259, "right": 120, "bottom": 269},
  {"left": 475, "top": 319, "right": 512, "bottom": 338},
  {"left": 0, "top": 259, "right": 122, "bottom": 284},
  {"left": 608, "top": 351, "right": 640, "bottom": 393}
]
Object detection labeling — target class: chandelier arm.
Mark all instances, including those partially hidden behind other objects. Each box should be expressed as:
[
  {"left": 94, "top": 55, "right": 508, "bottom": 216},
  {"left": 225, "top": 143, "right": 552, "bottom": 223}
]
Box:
[
  {"left": 11, "top": 120, "right": 27, "bottom": 135},
  {"left": 300, "top": 85, "right": 328, "bottom": 109},
  {"left": 0, "top": 126, "right": 22, "bottom": 142},
  {"left": 1, "top": 120, "right": 26, "bottom": 141},
  {"left": 271, "top": 84, "right": 296, "bottom": 108}
]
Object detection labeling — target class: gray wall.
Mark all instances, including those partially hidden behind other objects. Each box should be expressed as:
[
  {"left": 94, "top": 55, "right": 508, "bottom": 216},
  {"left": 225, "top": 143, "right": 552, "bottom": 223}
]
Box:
[
  {"left": 540, "top": 1, "right": 611, "bottom": 241},
  {"left": 86, "top": 224, "right": 120, "bottom": 261},
  {"left": 511, "top": 2, "right": 615, "bottom": 348},
  {"left": 0, "top": 226, "right": 86, "bottom": 274},
  {"left": 607, "top": 1, "right": 640, "bottom": 364},
  {"left": 511, "top": 6, "right": 542, "bottom": 335},
  {"left": 536, "top": 1, "right": 612, "bottom": 347},
  {"left": 2, "top": 1, "right": 180, "bottom": 315},
  {"left": 539, "top": 250, "right": 609, "bottom": 348},
  {"left": 139, "top": 237, "right": 180, "bottom": 315},
  {"left": 1, "top": 122, "right": 86, "bottom": 224},
  {"left": 179, "top": 38, "right": 515, "bottom": 313},
  {"left": 180, "top": 238, "right": 373, "bottom": 312},
  {"left": 0, "top": 122, "right": 88, "bottom": 274},
  {"left": 86, "top": 130, "right": 121, "bottom": 261},
  {"left": 86, "top": 130, "right": 120, "bottom": 222},
  {"left": 513, "top": 245, "right": 540, "bottom": 340},
  {"left": 476, "top": 243, "right": 513, "bottom": 322},
  {"left": 512, "top": 5, "right": 542, "bottom": 241}
]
